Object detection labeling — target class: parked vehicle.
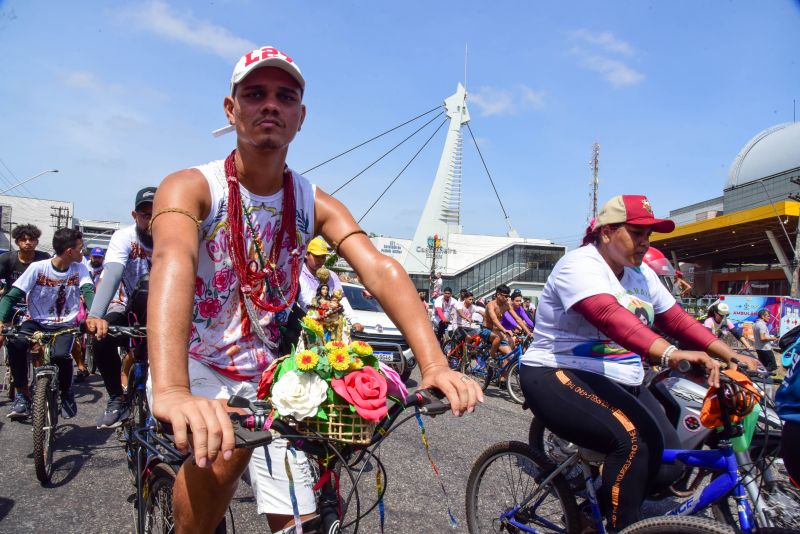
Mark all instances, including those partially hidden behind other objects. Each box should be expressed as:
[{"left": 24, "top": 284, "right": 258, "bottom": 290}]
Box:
[{"left": 340, "top": 282, "right": 416, "bottom": 382}]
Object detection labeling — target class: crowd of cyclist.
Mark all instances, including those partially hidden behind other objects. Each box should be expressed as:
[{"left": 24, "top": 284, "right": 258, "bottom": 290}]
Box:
[{"left": 2, "top": 44, "right": 799, "bottom": 534}]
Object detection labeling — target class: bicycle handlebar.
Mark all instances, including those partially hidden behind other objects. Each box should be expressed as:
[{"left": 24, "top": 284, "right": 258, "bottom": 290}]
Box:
[
  {"left": 1, "top": 324, "right": 86, "bottom": 340},
  {"left": 156, "top": 388, "right": 450, "bottom": 451},
  {"left": 106, "top": 325, "right": 147, "bottom": 338}
]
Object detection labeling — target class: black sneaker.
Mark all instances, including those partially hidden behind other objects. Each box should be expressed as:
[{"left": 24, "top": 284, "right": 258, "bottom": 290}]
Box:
[
  {"left": 7, "top": 392, "right": 31, "bottom": 420},
  {"left": 61, "top": 389, "right": 78, "bottom": 418},
  {"left": 97, "top": 395, "right": 129, "bottom": 429}
]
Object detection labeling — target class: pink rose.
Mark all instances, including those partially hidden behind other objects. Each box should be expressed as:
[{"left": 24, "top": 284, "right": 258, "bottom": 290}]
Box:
[
  {"left": 195, "top": 277, "right": 205, "bottom": 297},
  {"left": 331, "top": 366, "right": 388, "bottom": 422},
  {"left": 198, "top": 298, "right": 222, "bottom": 319},
  {"left": 212, "top": 268, "right": 234, "bottom": 293},
  {"left": 378, "top": 362, "right": 408, "bottom": 400}
]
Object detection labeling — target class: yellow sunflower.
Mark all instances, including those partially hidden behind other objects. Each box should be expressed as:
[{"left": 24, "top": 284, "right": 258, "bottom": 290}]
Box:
[
  {"left": 303, "top": 316, "right": 324, "bottom": 339},
  {"left": 349, "top": 340, "right": 373, "bottom": 356},
  {"left": 295, "top": 350, "right": 318, "bottom": 371},
  {"left": 325, "top": 340, "right": 346, "bottom": 352},
  {"left": 327, "top": 348, "right": 351, "bottom": 371}
]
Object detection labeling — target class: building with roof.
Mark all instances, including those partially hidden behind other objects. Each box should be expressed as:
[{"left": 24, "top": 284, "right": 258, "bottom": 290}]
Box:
[{"left": 651, "top": 121, "right": 800, "bottom": 296}]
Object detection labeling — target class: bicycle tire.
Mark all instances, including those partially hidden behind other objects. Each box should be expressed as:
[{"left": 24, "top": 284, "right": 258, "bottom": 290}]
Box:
[
  {"left": 84, "top": 337, "right": 95, "bottom": 374},
  {"left": 442, "top": 340, "right": 459, "bottom": 370},
  {"left": 618, "top": 516, "right": 735, "bottom": 533},
  {"left": 506, "top": 364, "right": 524, "bottom": 404},
  {"left": 32, "top": 373, "right": 55, "bottom": 483},
  {"left": 712, "top": 479, "right": 800, "bottom": 531},
  {"left": 465, "top": 440, "right": 581, "bottom": 534},
  {"left": 144, "top": 464, "right": 177, "bottom": 534},
  {"left": 482, "top": 365, "right": 495, "bottom": 392}
]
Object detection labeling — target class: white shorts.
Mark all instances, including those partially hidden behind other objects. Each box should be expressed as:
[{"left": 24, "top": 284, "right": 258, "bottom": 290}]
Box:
[{"left": 147, "top": 358, "right": 316, "bottom": 515}]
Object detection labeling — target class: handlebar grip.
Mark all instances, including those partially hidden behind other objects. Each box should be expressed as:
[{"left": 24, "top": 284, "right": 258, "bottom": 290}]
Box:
[
  {"left": 404, "top": 388, "right": 450, "bottom": 415},
  {"left": 677, "top": 359, "right": 707, "bottom": 376}
]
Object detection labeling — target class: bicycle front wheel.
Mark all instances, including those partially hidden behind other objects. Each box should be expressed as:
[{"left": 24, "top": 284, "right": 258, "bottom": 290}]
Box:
[
  {"left": 465, "top": 441, "right": 580, "bottom": 534},
  {"left": 618, "top": 516, "right": 735, "bottom": 533},
  {"left": 144, "top": 464, "right": 177, "bottom": 533},
  {"left": 32, "top": 373, "right": 56, "bottom": 483},
  {"left": 506, "top": 364, "right": 524, "bottom": 404}
]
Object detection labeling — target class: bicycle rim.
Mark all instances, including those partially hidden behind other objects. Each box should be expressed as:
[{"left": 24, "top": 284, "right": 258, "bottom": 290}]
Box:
[
  {"left": 465, "top": 441, "right": 580, "bottom": 534},
  {"left": 506, "top": 365, "right": 524, "bottom": 405},
  {"left": 32, "top": 374, "right": 55, "bottom": 483}
]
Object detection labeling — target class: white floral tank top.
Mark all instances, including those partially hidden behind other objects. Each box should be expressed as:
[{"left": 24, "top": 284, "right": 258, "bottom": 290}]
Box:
[{"left": 189, "top": 159, "right": 315, "bottom": 380}]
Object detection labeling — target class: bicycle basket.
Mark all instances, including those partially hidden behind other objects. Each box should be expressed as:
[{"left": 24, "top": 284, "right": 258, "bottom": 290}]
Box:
[
  {"left": 296, "top": 403, "right": 377, "bottom": 445},
  {"left": 700, "top": 369, "right": 762, "bottom": 429}
]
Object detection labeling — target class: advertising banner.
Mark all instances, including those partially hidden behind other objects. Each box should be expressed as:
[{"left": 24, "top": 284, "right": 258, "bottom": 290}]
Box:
[
  {"left": 719, "top": 295, "right": 781, "bottom": 336},
  {"left": 780, "top": 297, "right": 800, "bottom": 336}
]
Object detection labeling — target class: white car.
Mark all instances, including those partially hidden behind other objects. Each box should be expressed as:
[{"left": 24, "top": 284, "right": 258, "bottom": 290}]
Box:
[{"left": 340, "top": 282, "right": 416, "bottom": 382}]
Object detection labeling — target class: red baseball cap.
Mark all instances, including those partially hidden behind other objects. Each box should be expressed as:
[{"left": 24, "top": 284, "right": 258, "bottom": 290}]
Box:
[{"left": 595, "top": 195, "right": 675, "bottom": 233}]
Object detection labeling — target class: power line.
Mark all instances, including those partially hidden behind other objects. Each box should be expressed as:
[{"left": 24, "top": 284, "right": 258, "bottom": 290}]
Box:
[
  {"left": 302, "top": 105, "right": 441, "bottom": 175},
  {"left": 331, "top": 111, "right": 444, "bottom": 195},
  {"left": 358, "top": 117, "right": 448, "bottom": 224}
]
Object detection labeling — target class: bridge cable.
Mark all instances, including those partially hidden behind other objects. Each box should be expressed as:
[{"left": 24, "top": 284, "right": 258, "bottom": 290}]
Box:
[
  {"left": 466, "top": 123, "right": 509, "bottom": 220},
  {"left": 331, "top": 111, "right": 444, "bottom": 195},
  {"left": 358, "top": 117, "right": 449, "bottom": 224},
  {"left": 302, "top": 105, "right": 442, "bottom": 175}
]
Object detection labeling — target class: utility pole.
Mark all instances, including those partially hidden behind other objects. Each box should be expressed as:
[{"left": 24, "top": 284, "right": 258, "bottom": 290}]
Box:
[
  {"left": 427, "top": 234, "right": 442, "bottom": 298},
  {"left": 589, "top": 142, "right": 600, "bottom": 222}
]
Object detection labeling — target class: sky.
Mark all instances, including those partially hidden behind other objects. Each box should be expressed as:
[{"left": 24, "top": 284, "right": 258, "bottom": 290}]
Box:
[{"left": 0, "top": 0, "right": 798, "bottom": 250}]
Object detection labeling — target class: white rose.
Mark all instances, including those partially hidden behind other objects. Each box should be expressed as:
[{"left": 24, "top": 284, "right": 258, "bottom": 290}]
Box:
[{"left": 271, "top": 370, "right": 328, "bottom": 421}]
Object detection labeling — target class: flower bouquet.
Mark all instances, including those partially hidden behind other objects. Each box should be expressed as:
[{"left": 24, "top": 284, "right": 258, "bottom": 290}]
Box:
[{"left": 257, "top": 317, "right": 408, "bottom": 444}]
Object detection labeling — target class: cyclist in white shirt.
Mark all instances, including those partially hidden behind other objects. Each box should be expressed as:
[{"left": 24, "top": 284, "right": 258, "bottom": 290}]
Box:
[
  {"left": 0, "top": 229, "right": 100, "bottom": 420},
  {"left": 433, "top": 287, "right": 456, "bottom": 342}
]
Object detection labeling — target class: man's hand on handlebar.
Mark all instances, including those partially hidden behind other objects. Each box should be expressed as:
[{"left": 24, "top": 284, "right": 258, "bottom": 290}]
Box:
[
  {"left": 152, "top": 389, "right": 236, "bottom": 468},
  {"left": 419, "top": 364, "right": 483, "bottom": 417},
  {"left": 84, "top": 316, "right": 109, "bottom": 340},
  {"left": 671, "top": 350, "right": 721, "bottom": 388},
  {"left": 730, "top": 353, "right": 761, "bottom": 373}
]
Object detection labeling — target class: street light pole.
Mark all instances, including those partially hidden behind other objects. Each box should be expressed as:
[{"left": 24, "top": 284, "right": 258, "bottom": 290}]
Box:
[{"left": 0, "top": 169, "right": 59, "bottom": 195}]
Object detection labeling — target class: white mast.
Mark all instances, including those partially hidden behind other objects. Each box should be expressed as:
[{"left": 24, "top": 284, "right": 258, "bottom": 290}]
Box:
[{"left": 403, "top": 83, "right": 470, "bottom": 275}]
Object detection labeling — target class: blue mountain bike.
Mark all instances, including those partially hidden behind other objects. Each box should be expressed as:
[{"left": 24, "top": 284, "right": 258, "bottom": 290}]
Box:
[
  {"left": 465, "top": 360, "right": 800, "bottom": 533},
  {"left": 483, "top": 334, "right": 532, "bottom": 404}
]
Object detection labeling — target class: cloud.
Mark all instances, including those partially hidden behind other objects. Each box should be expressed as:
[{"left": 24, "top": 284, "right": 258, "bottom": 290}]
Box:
[
  {"left": 120, "top": 0, "right": 256, "bottom": 60},
  {"left": 570, "top": 29, "right": 634, "bottom": 56},
  {"left": 576, "top": 54, "right": 645, "bottom": 87},
  {"left": 568, "top": 29, "right": 644, "bottom": 87},
  {"left": 468, "top": 85, "right": 546, "bottom": 117},
  {"left": 63, "top": 71, "right": 123, "bottom": 93}
]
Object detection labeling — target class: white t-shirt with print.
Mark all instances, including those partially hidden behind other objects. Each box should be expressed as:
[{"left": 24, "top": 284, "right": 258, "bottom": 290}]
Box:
[
  {"left": 105, "top": 225, "right": 152, "bottom": 312},
  {"left": 452, "top": 300, "right": 477, "bottom": 328},
  {"left": 433, "top": 295, "right": 456, "bottom": 326},
  {"left": 13, "top": 259, "right": 93, "bottom": 326},
  {"left": 520, "top": 244, "right": 676, "bottom": 386}
]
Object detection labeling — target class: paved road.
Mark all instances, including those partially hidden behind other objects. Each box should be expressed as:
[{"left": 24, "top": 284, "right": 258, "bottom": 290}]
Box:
[{"left": 0, "top": 364, "right": 533, "bottom": 533}]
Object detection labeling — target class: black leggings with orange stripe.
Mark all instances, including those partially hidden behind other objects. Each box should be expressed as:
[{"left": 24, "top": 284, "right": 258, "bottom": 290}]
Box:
[{"left": 520, "top": 365, "right": 683, "bottom": 531}]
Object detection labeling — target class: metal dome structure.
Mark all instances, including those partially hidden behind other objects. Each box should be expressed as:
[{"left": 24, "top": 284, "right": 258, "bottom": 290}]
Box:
[{"left": 726, "top": 122, "right": 800, "bottom": 190}]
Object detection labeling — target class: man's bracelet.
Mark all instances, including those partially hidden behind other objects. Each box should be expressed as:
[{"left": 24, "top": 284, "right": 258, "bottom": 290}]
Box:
[{"left": 661, "top": 345, "right": 678, "bottom": 368}]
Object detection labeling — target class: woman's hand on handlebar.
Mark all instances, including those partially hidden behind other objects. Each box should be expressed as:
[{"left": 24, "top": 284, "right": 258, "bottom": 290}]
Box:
[
  {"left": 419, "top": 365, "right": 483, "bottom": 417},
  {"left": 671, "top": 350, "right": 721, "bottom": 388},
  {"left": 152, "top": 389, "right": 236, "bottom": 468},
  {"left": 729, "top": 353, "right": 761, "bottom": 373},
  {"left": 84, "top": 316, "right": 109, "bottom": 340}
]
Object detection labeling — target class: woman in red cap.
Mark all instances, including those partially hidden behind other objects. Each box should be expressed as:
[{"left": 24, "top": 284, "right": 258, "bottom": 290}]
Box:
[{"left": 519, "top": 194, "right": 761, "bottom": 531}]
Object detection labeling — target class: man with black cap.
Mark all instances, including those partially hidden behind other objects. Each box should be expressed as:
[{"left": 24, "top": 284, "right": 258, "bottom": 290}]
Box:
[
  {"left": 85, "top": 187, "right": 155, "bottom": 429},
  {"left": 145, "top": 45, "right": 481, "bottom": 533}
]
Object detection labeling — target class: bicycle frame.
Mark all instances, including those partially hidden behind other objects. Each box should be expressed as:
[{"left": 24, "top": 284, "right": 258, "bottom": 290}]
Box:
[{"left": 497, "top": 438, "right": 759, "bottom": 534}]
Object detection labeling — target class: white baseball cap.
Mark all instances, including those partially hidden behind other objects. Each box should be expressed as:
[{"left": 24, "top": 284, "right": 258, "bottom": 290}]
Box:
[
  {"left": 213, "top": 46, "right": 305, "bottom": 137},
  {"left": 230, "top": 46, "right": 305, "bottom": 95}
]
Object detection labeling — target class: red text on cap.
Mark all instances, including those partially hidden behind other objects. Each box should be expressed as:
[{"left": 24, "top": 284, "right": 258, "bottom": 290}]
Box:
[{"left": 244, "top": 47, "right": 294, "bottom": 67}]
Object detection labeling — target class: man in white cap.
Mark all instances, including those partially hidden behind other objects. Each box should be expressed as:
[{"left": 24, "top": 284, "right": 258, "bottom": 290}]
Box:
[{"left": 146, "top": 45, "right": 482, "bottom": 532}]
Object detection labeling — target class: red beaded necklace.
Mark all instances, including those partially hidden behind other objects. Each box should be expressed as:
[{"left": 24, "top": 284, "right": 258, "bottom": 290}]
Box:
[{"left": 224, "top": 149, "right": 301, "bottom": 315}]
